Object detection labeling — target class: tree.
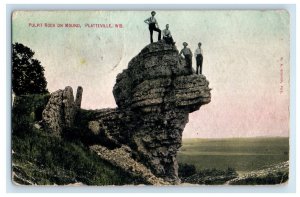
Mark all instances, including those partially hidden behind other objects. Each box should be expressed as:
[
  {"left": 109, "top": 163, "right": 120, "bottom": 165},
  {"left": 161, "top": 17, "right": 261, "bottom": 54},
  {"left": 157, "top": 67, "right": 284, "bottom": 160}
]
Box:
[{"left": 12, "top": 43, "right": 48, "bottom": 95}]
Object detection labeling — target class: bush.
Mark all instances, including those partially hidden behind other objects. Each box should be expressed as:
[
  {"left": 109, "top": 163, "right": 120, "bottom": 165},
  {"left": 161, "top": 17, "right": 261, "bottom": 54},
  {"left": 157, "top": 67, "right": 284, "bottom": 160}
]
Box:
[
  {"left": 12, "top": 94, "right": 50, "bottom": 135},
  {"left": 178, "top": 163, "right": 197, "bottom": 178}
]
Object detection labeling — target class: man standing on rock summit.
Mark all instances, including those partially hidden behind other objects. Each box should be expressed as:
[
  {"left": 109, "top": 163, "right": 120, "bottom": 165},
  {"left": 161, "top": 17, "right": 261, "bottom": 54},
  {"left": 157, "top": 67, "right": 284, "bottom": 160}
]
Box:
[
  {"left": 144, "top": 11, "right": 161, "bottom": 43},
  {"left": 195, "top": 42, "right": 204, "bottom": 75},
  {"left": 179, "top": 42, "right": 193, "bottom": 73}
]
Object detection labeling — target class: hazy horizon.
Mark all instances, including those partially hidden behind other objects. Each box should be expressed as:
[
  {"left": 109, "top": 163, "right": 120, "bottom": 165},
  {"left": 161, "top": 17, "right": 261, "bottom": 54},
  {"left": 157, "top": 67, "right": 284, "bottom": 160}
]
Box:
[
  {"left": 182, "top": 136, "right": 289, "bottom": 139},
  {"left": 12, "top": 10, "right": 290, "bottom": 138}
]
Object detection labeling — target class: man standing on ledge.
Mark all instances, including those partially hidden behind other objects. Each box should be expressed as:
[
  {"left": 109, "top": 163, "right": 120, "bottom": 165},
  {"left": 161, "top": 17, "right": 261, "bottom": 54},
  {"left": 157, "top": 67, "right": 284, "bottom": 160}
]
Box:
[
  {"left": 144, "top": 11, "right": 161, "bottom": 43},
  {"left": 195, "top": 42, "right": 203, "bottom": 74},
  {"left": 179, "top": 42, "right": 193, "bottom": 74}
]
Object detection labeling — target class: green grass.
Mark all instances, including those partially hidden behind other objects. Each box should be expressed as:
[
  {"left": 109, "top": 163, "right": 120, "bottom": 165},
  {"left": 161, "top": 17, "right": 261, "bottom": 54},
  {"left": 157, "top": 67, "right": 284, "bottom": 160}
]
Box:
[
  {"left": 178, "top": 137, "right": 289, "bottom": 173},
  {"left": 12, "top": 128, "right": 140, "bottom": 185}
]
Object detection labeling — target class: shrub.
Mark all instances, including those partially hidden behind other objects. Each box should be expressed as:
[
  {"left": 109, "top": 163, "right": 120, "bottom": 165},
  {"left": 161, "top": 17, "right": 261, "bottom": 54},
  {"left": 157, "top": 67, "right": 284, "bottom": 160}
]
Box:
[
  {"left": 178, "top": 163, "right": 197, "bottom": 178},
  {"left": 12, "top": 93, "right": 50, "bottom": 135}
]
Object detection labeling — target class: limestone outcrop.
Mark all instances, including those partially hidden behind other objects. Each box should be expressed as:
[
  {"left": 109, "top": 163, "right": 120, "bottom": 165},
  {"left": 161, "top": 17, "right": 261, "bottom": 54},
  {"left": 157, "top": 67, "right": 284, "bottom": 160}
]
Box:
[
  {"left": 87, "top": 41, "right": 211, "bottom": 184},
  {"left": 42, "top": 86, "right": 82, "bottom": 136}
]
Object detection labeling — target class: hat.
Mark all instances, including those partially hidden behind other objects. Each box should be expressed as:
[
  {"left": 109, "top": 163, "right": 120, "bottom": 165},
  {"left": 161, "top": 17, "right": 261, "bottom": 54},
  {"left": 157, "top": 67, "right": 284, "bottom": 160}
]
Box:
[
  {"left": 183, "top": 42, "right": 188, "bottom": 46},
  {"left": 151, "top": 11, "right": 156, "bottom": 14}
]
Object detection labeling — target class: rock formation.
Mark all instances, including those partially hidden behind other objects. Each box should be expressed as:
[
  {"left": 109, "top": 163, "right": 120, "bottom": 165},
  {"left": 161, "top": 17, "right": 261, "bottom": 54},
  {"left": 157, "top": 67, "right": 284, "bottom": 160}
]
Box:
[
  {"left": 87, "top": 41, "right": 211, "bottom": 184},
  {"left": 75, "top": 86, "right": 83, "bottom": 109},
  {"left": 42, "top": 86, "right": 82, "bottom": 136}
]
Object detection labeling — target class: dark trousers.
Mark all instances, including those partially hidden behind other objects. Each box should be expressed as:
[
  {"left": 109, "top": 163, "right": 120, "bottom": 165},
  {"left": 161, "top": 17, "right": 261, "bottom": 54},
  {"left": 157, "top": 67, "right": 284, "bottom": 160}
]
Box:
[
  {"left": 163, "top": 36, "right": 174, "bottom": 44},
  {"left": 184, "top": 54, "right": 193, "bottom": 74},
  {"left": 196, "top": 54, "right": 203, "bottom": 74},
  {"left": 149, "top": 23, "right": 161, "bottom": 43}
]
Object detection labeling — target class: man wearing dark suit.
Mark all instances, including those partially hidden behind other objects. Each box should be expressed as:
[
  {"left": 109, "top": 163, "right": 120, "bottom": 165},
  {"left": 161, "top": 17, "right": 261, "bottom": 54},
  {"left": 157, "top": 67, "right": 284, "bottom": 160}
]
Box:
[
  {"left": 179, "top": 42, "right": 193, "bottom": 74},
  {"left": 195, "top": 42, "right": 204, "bottom": 74},
  {"left": 144, "top": 11, "right": 161, "bottom": 43}
]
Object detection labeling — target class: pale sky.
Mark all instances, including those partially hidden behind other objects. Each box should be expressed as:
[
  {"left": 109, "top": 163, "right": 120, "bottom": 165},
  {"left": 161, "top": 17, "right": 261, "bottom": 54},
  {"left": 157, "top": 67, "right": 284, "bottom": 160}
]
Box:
[{"left": 12, "top": 10, "right": 290, "bottom": 138}]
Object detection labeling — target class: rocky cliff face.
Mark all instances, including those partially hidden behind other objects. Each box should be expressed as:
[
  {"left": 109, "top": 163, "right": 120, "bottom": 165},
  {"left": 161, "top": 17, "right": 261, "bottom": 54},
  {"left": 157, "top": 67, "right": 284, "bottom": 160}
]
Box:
[{"left": 41, "top": 41, "right": 211, "bottom": 184}]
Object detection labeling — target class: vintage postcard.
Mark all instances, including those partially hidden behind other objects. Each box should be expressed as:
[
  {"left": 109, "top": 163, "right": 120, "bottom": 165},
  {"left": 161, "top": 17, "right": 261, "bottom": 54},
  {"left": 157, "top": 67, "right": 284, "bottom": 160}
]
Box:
[{"left": 11, "top": 10, "right": 289, "bottom": 186}]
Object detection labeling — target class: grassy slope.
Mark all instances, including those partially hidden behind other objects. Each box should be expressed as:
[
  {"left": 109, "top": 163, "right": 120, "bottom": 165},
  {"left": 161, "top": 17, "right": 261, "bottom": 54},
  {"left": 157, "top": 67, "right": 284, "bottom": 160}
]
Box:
[
  {"left": 12, "top": 129, "right": 139, "bottom": 185},
  {"left": 178, "top": 137, "right": 289, "bottom": 173},
  {"left": 228, "top": 161, "right": 289, "bottom": 185}
]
